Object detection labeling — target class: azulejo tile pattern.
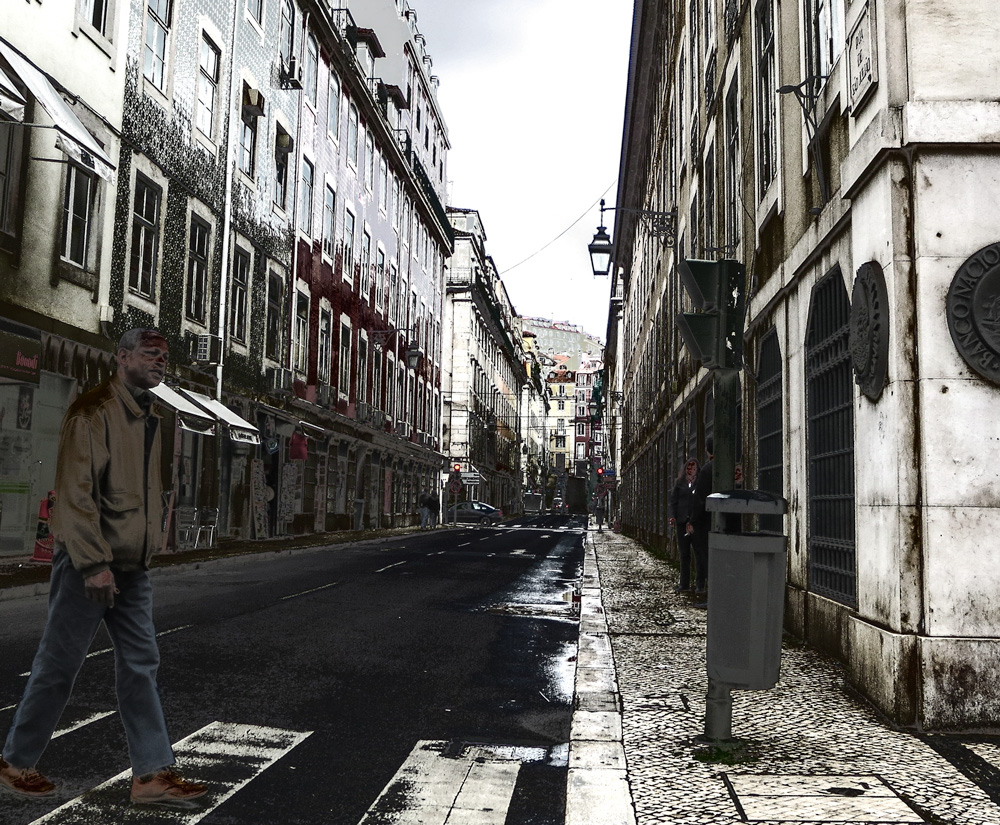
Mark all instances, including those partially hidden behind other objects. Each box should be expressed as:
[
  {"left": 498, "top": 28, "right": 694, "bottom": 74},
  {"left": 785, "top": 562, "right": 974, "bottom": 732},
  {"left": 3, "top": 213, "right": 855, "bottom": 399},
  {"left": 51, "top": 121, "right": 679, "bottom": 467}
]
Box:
[{"left": 591, "top": 530, "right": 1000, "bottom": 825}]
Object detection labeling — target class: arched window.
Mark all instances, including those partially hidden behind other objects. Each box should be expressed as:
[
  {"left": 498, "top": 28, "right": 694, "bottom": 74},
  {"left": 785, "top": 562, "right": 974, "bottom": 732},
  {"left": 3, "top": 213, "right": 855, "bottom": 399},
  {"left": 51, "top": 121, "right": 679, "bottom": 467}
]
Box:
[
  {"left": 805, "top": 269, "right": 857, "bottom": 607},
  {"left": 756, "top": 328, "right": 783, "bottom": 533}
]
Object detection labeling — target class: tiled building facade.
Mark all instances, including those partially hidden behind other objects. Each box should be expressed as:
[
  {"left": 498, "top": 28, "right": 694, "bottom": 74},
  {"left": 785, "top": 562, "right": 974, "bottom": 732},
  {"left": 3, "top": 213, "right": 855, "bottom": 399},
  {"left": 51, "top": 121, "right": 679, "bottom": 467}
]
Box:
[{"left": 0, "top": 0, "right": 452, "bottom": 553}]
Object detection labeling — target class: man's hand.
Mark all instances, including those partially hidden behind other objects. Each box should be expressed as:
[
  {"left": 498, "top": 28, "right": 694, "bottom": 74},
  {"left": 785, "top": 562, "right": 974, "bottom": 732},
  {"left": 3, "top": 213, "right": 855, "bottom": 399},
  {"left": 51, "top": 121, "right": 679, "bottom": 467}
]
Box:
[{"left": 84, "top": 569, "right": 117, "bottom": 607}]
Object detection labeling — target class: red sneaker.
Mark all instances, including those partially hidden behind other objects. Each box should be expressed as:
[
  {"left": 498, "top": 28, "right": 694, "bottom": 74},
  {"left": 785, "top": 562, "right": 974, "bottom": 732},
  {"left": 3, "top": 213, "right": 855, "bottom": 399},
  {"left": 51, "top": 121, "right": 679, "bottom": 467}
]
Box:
[
  {"left": 0, "top": 757, "right": 56, "bottom": 797},
  {"left": 131, "top": 769, "right": 208, "bottom": 807}
]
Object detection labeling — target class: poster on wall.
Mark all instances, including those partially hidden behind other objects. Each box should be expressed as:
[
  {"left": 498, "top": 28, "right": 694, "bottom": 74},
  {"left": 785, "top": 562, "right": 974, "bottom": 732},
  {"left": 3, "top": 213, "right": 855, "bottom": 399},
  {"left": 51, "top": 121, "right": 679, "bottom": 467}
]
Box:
[
  {"left": 15, "top": 385, "right": 32, "bottom": 430},
  {"left": 250, "top": 459, "right": 270, "bottom": 540}
]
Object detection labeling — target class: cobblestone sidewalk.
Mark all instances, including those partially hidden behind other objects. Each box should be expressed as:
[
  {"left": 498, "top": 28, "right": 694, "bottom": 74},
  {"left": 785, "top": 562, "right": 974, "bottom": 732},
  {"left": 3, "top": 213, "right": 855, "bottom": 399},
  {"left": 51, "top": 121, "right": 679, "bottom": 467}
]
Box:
[{"left": 579, "top": 528, "right": 1000, "bottom": 825}]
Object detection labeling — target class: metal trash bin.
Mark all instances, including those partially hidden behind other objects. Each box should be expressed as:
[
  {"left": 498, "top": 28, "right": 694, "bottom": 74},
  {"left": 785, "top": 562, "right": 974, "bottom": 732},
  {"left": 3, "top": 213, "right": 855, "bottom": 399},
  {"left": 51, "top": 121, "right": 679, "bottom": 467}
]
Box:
[{"left": 705, "top": 490, "right": 788, "bottom": 691}]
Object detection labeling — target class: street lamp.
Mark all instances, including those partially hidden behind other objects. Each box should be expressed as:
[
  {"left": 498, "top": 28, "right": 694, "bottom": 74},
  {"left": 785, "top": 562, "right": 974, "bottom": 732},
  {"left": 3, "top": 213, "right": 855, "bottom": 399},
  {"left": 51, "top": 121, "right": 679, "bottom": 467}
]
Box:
[
  {"left": 370, "top": 326, "right": 423, "bottom": 370},
  {"left": 588, "top": 198, "right": 678, "bottom": 277}
]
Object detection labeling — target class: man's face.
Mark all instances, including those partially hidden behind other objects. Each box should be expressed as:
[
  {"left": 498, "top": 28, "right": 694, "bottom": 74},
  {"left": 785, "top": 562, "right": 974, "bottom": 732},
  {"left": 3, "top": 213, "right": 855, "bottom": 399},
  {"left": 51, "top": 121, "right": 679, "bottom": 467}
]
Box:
[{"left": 118, "top": 335, "right": 169, "bottom": 389}]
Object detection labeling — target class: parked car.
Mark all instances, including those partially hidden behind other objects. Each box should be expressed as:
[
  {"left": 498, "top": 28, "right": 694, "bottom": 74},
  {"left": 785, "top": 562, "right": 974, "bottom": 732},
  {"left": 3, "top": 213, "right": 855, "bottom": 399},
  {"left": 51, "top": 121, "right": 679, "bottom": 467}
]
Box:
[{"left": 446, "top": 500, "right": 503, "bottom": 525}]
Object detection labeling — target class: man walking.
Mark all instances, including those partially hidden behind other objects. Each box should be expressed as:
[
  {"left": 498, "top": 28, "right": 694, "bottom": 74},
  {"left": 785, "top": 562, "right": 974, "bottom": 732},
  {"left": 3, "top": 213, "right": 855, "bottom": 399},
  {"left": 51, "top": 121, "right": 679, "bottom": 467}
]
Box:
[{"left": 0, "top": 329, "right": 207, "bottom": 808}]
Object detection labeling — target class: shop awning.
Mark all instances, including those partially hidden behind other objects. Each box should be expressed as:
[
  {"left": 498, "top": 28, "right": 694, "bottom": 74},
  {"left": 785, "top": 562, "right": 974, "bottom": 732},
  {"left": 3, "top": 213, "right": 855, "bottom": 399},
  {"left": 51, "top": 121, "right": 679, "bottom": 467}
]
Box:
[
  {"left": 0, "top": 39, "right": 115, "bottom": 181},
  {"left": 0, "top": 63, "right": 26, "bottom": 122},
  {"left": 149, "top": 384, "right": 217, "bottom": 436},
  {"left": 179, "top": 389, "right": 261, "bottom": 445}
]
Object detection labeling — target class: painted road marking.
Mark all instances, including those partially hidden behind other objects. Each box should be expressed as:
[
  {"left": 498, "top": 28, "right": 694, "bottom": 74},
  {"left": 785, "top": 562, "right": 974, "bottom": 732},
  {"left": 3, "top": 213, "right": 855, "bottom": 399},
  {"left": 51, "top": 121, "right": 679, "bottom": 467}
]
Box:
[
  {"left": 28, "top": 721, "right": 312, "bottom": 825},
  {"left": 357, "top": 740, "right": 520, "bottom": 825},
  {"left": 375, "top": 561, "right": 408, "bottom": 573},
  {"left": 458, "top": 542, "right": 471, "bottom": 547},
  {"left": 20, "top": 624, "right": 195, "bottom": 677},
  {"left": 51, "top": 710, "right": 116, "bottom": 739},
  {"left": 1, "top": 703, "right": 16, "bottom": 712},
  {"left": 280, "top": 581, "right": 338, "bottom": 600},
  {"left": 510, "top": 549, "right": 528, "bottom": 555}
]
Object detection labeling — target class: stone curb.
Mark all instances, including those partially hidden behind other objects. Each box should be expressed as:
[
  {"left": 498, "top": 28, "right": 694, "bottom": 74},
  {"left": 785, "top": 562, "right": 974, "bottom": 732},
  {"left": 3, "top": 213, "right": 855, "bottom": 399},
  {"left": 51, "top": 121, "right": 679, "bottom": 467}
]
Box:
[{"left": 566, "top": 531, "right": 637, "bottom": 825}]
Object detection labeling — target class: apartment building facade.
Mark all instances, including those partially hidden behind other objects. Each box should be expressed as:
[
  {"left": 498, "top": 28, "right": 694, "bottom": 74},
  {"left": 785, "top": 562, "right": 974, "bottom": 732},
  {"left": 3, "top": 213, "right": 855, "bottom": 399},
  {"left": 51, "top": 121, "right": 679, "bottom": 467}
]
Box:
[
  {"left": 0, "top": 0, "right": 453, "bottom": 554},
  {"left": 442, "top": 207, "right": 526, "bottom": 513},
  {"left": 605, "top": 0, "right": 1000, "bottom": 728}
]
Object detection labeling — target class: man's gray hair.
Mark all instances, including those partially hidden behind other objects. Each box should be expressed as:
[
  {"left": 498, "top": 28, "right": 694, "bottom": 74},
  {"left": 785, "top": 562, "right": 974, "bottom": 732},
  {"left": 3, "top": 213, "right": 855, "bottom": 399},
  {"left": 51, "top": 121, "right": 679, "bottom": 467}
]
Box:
[{"left": 118, "top": 328, "right": 165, "bottom": 353}]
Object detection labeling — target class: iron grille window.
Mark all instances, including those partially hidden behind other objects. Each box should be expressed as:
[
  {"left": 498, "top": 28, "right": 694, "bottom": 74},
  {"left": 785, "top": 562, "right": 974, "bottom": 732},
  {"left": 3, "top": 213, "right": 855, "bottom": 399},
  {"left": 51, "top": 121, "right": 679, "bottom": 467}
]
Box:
[
  {"left": 756, "top": 329, "right": 783, "bottom": 532},
  {"left": 805, "top": 270, "right": 857, "bottom": 607}
]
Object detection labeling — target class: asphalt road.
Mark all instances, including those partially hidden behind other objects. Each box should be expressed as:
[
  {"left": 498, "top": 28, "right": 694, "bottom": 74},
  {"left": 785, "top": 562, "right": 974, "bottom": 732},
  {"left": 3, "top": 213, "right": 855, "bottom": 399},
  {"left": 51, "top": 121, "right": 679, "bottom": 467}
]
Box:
[{"left": 0, "top": 516, "right": 587, "bottom": 824}]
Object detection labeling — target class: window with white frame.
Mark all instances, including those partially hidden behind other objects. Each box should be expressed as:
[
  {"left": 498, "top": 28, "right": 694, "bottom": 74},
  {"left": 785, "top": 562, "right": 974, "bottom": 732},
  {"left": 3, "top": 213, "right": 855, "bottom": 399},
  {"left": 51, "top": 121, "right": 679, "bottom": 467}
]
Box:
[
  {"left": 129, "top": 173, "right": 160, "bottom": 299},
  {"left": 266, "top": 271, "right": 283, "bottom": 359},
  {"left": 61, "top": 165, "right": 95, "bottom": 270},
  {"left": 365, "top": 132, "right": 374, "bottom": 190},
  {"left": 357, "top": 336, "right": 368, "bottom": 404},
  {"left": 294, "top": 292, "right": 309, "bottom": 372},
  {"left": 374, "top": 247, "right": 385, "bottom": 310},
  {"left": 318, "top": 308, "right": 332, "bottom": 384},
  {"left": 197, "top": 34, "right": 220, "bottom": 139},
  {"left": 322, "top": 184, "right": 335, "bottom": 258},
  {"left": 804, "top": 0, "right": 844, "bottom": 81},
  {"left": 305, "top": 35, "right": 318, "bottom": 107},
  {"left": 339, "top": 321, "right": 352, "bottom": 397},
  {"left": 378, "top": 157, "right": 388, "bottom": 212},
  {"left": 299, "top": 157, "right": 314, "bottom": 235},
  {"left": 386, "top": 353, "right": 396, "bottom": 418},
  {"left": 143, "top": 0, "right": 171, "bottom": 91},
  {"left": 343, "top": 208, "right": 355, "bottom": 279},
  {"left": 347, "top": 103, "right": 359, "bottom": 167},
  {"left": 755, "top": 0, "right": 777, "bottom": 193},
  {"left": 186, "top": 215, "right": 211, "bottom": 323},
  {"left": 81, "top": 0, "right": 111, "bottom": 37},
  {"left": 274, "top": 125, "right": 290, "bottom": 209},
  {"left": 372, "top": 346, "right": 382, "bottom": 410},
  {"left": 360, "top": 230, "right": 371, "bottom": 298},
  {"left": 279, "top": 0, "right": 294, "bottom": 67},
  {"left": 239, "top": 86, "right": 257, "bottom": 177},
  {"left": 328, "top": 71, "right": 340, "bottom": 138},
  {"left": 246, "top": 0, "right": 263, "bottom": 26},
  {"left": 230, "top": 246, "right": 250, "bottom": 342},
  {"left": 725, "top": 75, "right": 740, "bottom": 246}
]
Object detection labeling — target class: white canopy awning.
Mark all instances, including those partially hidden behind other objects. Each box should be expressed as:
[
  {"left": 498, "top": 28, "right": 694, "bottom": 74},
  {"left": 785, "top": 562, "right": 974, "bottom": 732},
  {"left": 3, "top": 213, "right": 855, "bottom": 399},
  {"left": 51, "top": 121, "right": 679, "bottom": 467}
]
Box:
[
  {"left": 0, "top": 63, "right": 25, "bottom": 122},
  {"left": 0, "top": 39, "right": 115, "bottom": 181},
  {"left": 179, "top": 389, "right": 261, "bottom": 445},
  {"left": 149, "top": 384, "right": 217, "bottom": 436}
]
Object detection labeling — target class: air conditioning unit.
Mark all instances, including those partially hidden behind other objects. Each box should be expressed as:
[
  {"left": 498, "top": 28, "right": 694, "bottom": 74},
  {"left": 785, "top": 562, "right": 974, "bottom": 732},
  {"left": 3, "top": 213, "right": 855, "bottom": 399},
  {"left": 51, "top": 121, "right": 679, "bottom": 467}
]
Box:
[
  {"left": 267, "top": 367, "right": 293, "bottom": 395},
  {"left": 356, "top": 401, "right": 371, "bottom": 422},
  {"left": 394, "top": 421, "right": 409, "bottom": 437},
  {"left": 370, "top": 409, "right": 386, "bottom": 428},
  {"left": 275, "top": 130, "right": 294, "bottom": 155},
  {"left": 280, "top": 56, "right": 303, "bottom": 90},
  {"left": 316, "top": 385, "right": 332, "bottom": 406},
  {"left": 193, "top": 334, "right": 221, "bottom": 365},
  {"left": 242, "top": 86, "right": 265, "bottom": 118}
]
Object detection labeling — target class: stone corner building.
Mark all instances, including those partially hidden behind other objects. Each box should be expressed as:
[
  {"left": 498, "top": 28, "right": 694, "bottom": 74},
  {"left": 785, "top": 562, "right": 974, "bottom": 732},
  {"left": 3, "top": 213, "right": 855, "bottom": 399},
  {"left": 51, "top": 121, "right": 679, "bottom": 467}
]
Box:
[{"left": 605, "top": 0, "right": 1000, "bottom": 729}]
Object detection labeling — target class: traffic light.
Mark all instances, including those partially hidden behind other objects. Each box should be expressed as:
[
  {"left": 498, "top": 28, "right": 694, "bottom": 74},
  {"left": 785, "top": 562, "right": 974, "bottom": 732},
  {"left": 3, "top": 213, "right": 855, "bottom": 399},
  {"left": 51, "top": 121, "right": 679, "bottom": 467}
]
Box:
[
  {"left": 596, "top": 467, "right": 604, "bottom": 478},
  {"left": 675, "top": 258, "right": 746, "bottom": 370},
  {"left": 453, "top": 463, "right": 461, "bottom": 474}
]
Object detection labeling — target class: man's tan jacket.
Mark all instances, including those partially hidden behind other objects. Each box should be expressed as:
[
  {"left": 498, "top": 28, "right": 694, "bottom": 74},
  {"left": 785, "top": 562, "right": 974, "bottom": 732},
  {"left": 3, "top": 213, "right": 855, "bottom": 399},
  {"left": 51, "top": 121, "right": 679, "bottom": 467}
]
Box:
[{"left": 50, "top": 374, "right": 163, "bottom": 578}]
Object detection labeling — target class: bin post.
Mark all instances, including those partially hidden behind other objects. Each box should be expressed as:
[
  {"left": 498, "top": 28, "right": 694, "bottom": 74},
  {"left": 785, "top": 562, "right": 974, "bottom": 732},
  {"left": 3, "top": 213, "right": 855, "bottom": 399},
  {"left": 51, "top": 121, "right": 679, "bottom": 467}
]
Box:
[{"left": 701, "top": 490, "right": 788, "bottom": 743}]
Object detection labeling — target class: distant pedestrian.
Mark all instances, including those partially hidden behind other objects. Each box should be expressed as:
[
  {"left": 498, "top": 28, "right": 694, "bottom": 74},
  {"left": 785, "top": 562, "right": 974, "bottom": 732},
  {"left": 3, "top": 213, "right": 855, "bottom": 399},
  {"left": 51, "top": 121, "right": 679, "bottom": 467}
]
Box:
[
  {"left": 689, "top": 438, "right": 714, "bottom": 597},
  {"left": 668, "top": 457, "right": 700, "bottom": 592},
  {"left": 428, "top": 490, "right": 440, "bottom": 528},
  {"left": 418, "top": 491, "right": 432, "bottom": 530},
  {"left": 0, "top": 329, "right": 207, "bottom": 807},
  {"left": 594, "top": 499, "right": 607, "bottom": 531}
]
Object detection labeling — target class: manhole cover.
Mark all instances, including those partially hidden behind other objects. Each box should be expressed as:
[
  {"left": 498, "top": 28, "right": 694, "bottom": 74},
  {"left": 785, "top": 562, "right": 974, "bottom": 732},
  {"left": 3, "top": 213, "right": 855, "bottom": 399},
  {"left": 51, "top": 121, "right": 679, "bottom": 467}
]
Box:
[{"left": 724, "top": 774, "right": 925, "bottom": 823}]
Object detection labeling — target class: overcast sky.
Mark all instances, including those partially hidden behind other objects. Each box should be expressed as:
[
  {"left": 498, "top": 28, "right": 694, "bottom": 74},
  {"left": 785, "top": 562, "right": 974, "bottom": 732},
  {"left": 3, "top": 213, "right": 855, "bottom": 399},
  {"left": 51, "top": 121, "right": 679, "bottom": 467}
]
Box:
[{"left": 411, "top": 0, "right": 635, "bottom": 343}]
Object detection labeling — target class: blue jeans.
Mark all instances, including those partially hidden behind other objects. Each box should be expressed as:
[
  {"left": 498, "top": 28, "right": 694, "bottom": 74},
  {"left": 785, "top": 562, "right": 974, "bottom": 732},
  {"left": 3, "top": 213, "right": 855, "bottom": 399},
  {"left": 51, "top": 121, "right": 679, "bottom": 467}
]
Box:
[{"left": 3, "top": 550, "right": 174, "bottom": 775}]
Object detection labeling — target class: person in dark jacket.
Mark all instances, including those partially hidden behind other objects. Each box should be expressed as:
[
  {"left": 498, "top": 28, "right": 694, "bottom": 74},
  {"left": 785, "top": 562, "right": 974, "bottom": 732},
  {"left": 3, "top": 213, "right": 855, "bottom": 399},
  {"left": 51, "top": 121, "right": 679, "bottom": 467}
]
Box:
[
  {"left": 689, "top": 438, "right": 714, "bottom": 596},
  {"left": 668, "top": 457, "right": 700, "bottom": 592}
]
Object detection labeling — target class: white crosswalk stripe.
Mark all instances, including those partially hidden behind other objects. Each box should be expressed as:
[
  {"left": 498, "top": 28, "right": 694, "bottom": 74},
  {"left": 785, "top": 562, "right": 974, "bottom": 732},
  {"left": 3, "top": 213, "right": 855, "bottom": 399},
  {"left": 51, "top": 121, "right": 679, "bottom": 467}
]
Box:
[
  {"left": 28, "top": 721, "right": 311, "bottom": 824},
  {"left": 357, "top": 740, "right": 522, "bottom": 825}
]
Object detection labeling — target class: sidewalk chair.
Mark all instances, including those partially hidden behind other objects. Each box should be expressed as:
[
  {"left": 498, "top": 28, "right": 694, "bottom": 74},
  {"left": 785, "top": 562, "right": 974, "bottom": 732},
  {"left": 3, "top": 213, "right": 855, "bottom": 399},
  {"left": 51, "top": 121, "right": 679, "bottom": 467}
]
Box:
[
  {"left": 196, "top": 507, "right": 219, "bottom": 548},
  {"left": 175, "top": 506, "right": 199, "bottom": 550}
]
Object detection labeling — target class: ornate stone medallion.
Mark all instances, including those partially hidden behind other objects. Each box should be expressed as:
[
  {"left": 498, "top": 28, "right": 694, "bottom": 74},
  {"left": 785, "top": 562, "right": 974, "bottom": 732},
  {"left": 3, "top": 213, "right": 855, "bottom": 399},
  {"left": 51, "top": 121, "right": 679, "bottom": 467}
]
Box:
[
  {"left": 849, "top": 261, "right": 889, "bottom": 400},
  {"left": 947, "top": 241, "right": 1000, "bottom": 385}
]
